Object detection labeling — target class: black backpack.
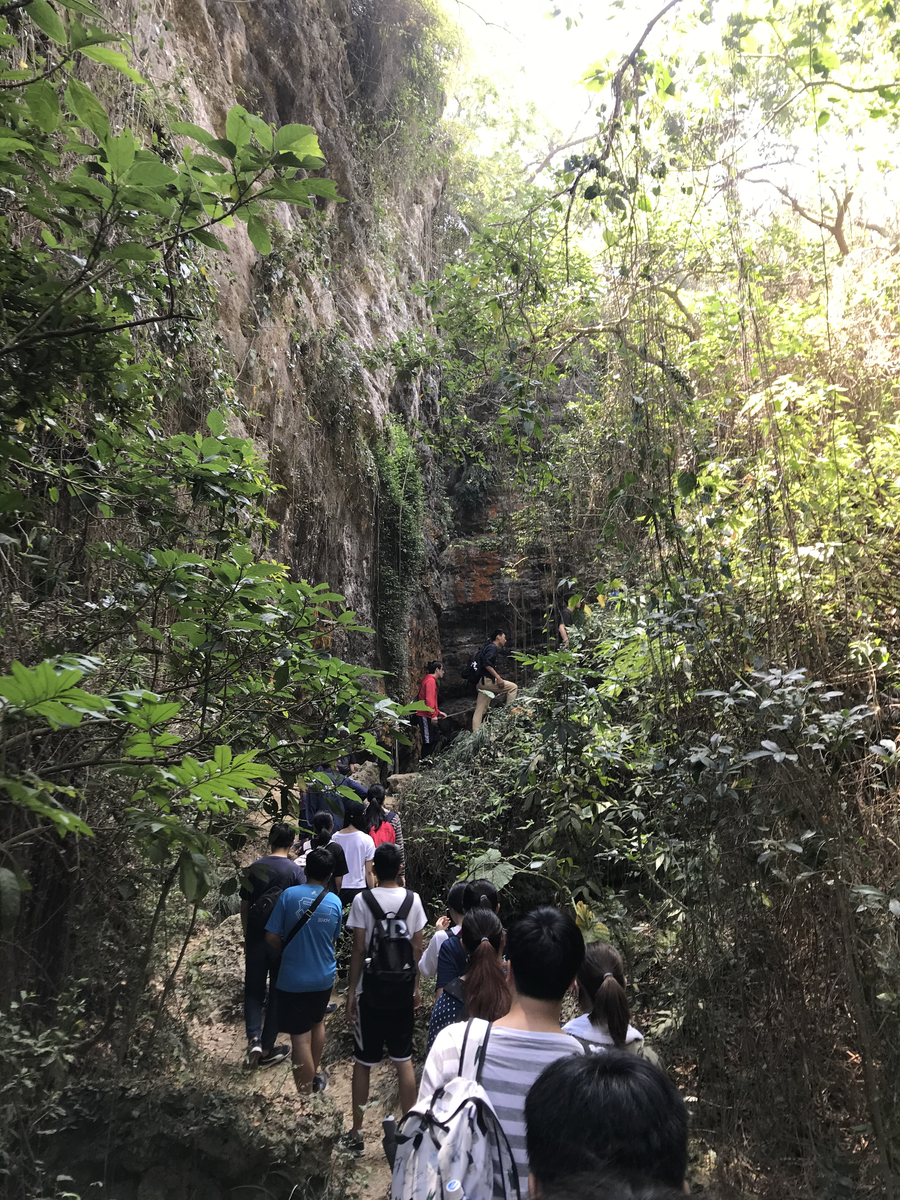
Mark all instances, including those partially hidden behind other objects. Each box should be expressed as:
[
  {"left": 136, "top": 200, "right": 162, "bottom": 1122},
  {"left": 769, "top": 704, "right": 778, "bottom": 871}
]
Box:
[
  {"left": 247, "top": 878, "right": 286, "bottom": 931},
  {"left": 361, "top": 889, "right": 417, "bottom": 1010},
  {"left": 461, "top": 644, "right": 488, "bottom": 686}
]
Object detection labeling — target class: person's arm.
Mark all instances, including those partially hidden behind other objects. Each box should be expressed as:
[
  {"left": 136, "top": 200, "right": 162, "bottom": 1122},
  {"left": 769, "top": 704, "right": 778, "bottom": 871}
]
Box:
[
  {"left": 240, "top": 899, "right": 250, "bottom": 938},
  {"left": 334, "top": 873, "right": 344, "bottom": 891},
  {"left": 424, "top": 676, "right": 439, "bottom": 722},
  {"left": 484, "top": 647, "right": 503, "bottom": 683},
  {"left": 346, "top": 775, "right": 368, "bottom": 798},
  {"left": 558, "top": 619, "right": 569, "bottom": 646},
  {"left": 418, "top": 926, "right": 448, "bottom": 977},
  {"left": 412, "top": 928, "right": 425, "bottom": 1007},
  {"left": 365, "top": 859, "right": 376, "bottom": 889},
  {"left": 346, "top": 925, "right": 367, "bottom": 1020},
  {"left": 264, "top": 929, "right": 282, "bottom": 951}
]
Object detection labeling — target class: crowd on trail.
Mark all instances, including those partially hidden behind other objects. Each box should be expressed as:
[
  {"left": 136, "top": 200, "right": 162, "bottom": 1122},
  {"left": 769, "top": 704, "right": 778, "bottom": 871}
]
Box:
[{"left": 238, "top": 611, "right": 687, "bottom": 1199}]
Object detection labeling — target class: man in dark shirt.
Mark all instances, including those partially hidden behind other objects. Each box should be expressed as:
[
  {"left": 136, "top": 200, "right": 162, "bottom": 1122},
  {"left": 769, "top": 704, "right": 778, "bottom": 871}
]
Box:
[
  {"left": 558, "top": 595, "right": 584, "bottom": 648},
  {"left": 472, "top": 629, "right": 519, "bottom": 731},
  {"left": 303, "top": 758, "right": 368, "bottom": 831},
  {"left": 241, "top": 824, "right": 305, "bottom": 1068}
]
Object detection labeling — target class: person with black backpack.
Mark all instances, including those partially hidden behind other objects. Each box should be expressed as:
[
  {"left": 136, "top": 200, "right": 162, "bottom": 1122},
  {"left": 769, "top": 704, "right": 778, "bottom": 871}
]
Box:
[
  {"left": 344, "top": 842, "right": 428, "bottom": 1156},
  {"left": 240, "top": 824, "right": 305, "bottom": 1069},
  {"left": 471, "top": 630, "right": 519, "bottom": 731}
]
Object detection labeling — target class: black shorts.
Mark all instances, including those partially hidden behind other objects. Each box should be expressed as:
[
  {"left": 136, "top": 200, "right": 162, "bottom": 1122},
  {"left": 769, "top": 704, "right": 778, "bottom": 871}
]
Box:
[
  {"left": 353, "top": 993, "right": 414, "bottom": 1065},
  {"left": 275, "top": 987, "right": 332, "bottom": 1035}
]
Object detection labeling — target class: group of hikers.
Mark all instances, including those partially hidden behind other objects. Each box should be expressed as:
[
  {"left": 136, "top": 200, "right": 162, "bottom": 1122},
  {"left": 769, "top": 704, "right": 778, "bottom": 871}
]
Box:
[
  {"left": 416, "top": 599, "right": 587, "bottom": 755},
  {"left": 241, "top": 818, "right": 687, "bottom": 1199}
]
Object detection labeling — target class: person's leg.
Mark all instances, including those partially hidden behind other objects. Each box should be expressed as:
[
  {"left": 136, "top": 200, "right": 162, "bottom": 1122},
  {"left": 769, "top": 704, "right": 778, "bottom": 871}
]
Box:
[
  {"left": 472, "top": 681, "right": 491, "bottom": 730},
  {"left": 311, "top": 1018, "right": 326, "bottom": 1074},
  {"left": 395, "top": 1058, "right": 417, "bottom": 1115},
  {"left": 291, "top": 1031, "right": 315, "bottom": 1094},
  {"left": 260, "top": 958, "right": 280, "bottom": 1051},
  {"left": 351, "top": 1061, "right": 370, "bottom": 1136},
  {"left": 243, "top": 939, "right": 266, "bottom": 1045},
  {"left": 501, "top": 679, "right": 519, "bottom": 705}
]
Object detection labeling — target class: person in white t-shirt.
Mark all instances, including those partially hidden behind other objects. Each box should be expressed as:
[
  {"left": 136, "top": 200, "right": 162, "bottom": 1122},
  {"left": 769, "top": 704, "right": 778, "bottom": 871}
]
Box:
[
  {"left": 417, "top": 880, "right": 466, "bottom": 978},
  {"left": 563, "top": 941, "right": 660, "bottom": 1066},
  {"left": 418, "top": 906, "right": 586, "bottom": 1197},
  {"left": 330, "top": 799, "right": 375, "bottom": 907},
  {"left": 343, "top": 843, "right": 427, "bottom": 1156}
]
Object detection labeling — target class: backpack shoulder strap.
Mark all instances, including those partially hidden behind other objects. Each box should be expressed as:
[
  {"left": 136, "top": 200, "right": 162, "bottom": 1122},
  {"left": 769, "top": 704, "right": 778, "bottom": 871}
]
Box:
[
  {"left": 360, "top": 889, "right": 386, "bottom": 921},
  {"left": 396, "top": 889, "right": 414, "bottom": 922},
  {"left": 459, "top": 1018, "right": 492, "bottom": 1082}
]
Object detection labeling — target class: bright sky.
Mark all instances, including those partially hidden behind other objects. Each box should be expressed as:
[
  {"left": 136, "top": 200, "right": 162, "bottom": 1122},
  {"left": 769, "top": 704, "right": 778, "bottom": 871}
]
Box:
[{"left": 446, "top": 0, "right": 679, "bottom": 140}]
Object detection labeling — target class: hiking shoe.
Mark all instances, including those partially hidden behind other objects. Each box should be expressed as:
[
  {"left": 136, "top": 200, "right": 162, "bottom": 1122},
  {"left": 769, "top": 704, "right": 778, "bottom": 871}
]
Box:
[
  {"left": 340, "top": 1132, "right": 364, "bottom": 1156},
  {"left": 313, "top": 1070, "right": 328, "bottom": 1093},
  {"left": 246, "top": 1038, "right": 263, "bottom": 1069},
  {"left": 324, "top": 1003, "right": 337, "bottom": 1015},
  {"left": 259, "top": 1044, "right": 290, "bottom": 1068}
]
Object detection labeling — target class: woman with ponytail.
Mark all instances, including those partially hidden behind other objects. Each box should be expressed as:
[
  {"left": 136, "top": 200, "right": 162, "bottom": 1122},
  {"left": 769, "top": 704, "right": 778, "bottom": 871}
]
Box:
[
  {"left": 297, "top": 811, "right": 347, "bottom": 895},
  {"left": 427, "top": 908, "right": 509, "bottom": 1050},
  {"left": 365, "top": 785, "right": 396, "bottom": 848},
  {"left": 435, "top": 877, "right": 501, "bottom": 990},
  {"left": 563, "top": 942, "right": 659, "bottom": 1064}
]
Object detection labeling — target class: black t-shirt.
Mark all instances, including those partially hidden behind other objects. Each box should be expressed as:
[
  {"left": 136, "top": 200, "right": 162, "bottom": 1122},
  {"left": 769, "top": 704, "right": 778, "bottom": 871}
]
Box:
[
  {"left": 480, "top": 641, "right": 499, "bottom": 677},
  {"left": 241, "top": 855, "right": 305, "bottom": 940}
]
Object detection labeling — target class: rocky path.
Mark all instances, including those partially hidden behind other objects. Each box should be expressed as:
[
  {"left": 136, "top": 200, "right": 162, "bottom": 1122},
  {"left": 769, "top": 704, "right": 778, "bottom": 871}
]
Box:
[{"left": 183, "top": 913, "right": 420, "bottom": 1200}]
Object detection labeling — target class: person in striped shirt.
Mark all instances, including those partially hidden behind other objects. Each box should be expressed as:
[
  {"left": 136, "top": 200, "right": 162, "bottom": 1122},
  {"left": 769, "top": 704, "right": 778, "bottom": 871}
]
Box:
[{"left": 417, "top": 907, "right": 586, "bottom": 1197}]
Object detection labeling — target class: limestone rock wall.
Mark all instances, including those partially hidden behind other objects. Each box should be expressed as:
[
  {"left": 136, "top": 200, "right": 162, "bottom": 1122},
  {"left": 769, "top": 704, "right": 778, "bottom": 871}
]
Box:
[{"left": 121, "top": 0, "right": 547, "bottom": 704}]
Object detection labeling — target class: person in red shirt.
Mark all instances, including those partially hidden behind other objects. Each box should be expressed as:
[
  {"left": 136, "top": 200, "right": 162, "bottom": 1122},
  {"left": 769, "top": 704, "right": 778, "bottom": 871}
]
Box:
[{"left": 416, "top": 660, "right": 446, "bottom": 759}]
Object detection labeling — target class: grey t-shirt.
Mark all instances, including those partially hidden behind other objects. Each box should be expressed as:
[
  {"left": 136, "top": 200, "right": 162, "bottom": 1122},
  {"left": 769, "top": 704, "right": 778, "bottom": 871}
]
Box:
[{"left": 419, "top": 1023, "right": 584, "bottom": 1195}]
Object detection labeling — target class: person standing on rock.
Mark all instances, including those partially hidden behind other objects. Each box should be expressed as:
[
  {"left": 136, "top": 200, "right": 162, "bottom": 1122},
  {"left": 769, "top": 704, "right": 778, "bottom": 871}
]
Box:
[
  {"left": 472, "top": 630, "right": 519, "bottom": 731},
  {"left": 240, "top": 824, "right": 305, "bottom": 1069},
  {"left": 264, "top": 848, "right": 343, "bottom": 1094},
  {"left": 415, "top": 660, "right": 447, "bottom": 758}
]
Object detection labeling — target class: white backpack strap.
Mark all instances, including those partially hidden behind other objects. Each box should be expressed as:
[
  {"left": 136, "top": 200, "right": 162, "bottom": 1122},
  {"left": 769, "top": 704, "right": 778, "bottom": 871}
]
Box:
[{"left": 458, "top": 1018, "right": 491, "bottom": 1082}]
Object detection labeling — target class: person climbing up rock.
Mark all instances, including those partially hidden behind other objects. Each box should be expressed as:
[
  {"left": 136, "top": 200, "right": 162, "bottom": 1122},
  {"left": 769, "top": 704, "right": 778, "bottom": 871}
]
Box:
[{"left": 472, "top": 630, "right": 518, "bottom": 731}]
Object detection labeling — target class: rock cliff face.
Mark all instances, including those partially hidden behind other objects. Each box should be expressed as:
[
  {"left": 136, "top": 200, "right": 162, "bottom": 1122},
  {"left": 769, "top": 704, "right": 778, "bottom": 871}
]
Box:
[{"left": 130, "top": 0, "right": 547, "bottom": 705}]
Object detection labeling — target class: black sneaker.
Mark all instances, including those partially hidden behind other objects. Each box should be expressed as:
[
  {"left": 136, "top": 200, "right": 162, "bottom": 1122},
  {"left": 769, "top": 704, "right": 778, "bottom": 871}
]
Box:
[
  {"left": 339, "top": 1131, "right": 364, "bottom": 1156},
  {"left": 246, "top": 1038, "right": 263, "bottom": 1069},
  {"left": 325, "top": 1003, "right": 337, "bottom": 1015},
  {"left": 259, "top": 1044, "right": 290, "bottom": 1068},
  {"left": 313, "top": 1069, "right": 328, "bottom": 1093}
]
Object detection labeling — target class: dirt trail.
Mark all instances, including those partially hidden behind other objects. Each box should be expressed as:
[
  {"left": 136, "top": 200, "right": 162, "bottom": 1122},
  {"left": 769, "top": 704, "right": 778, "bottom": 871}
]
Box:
[{"left": 185, "top": 924, "right": 398, "bottom": 1200}]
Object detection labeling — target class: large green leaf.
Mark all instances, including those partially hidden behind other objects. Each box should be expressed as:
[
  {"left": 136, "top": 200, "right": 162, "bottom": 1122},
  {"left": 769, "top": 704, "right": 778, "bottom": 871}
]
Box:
[
  {"left": 26, "top": 0, "right": 67, "bottom": 45},
  {"left": 64, "top": 77, "right": 110, "bottom": 140}
]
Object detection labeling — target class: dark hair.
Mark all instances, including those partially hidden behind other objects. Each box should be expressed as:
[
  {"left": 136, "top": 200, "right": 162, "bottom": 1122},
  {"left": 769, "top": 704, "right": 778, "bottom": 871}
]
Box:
[
  {"left": 463, "top": 878, "right": 499, "bottom": 912},
  {"left": 447, "top": 881, "right": 467, "bottom": 916},
  {"left": 460, "top": 909, "right": 510, "bottom": 1023},
  {"left": 540, "top": 1174, "right": 683, "bottom": 1200},
  {"left": 505, "top": 907, "right": 584, "bottom": 1001},
  {"left": 343, "top": 799, "right": 367, "bottom": 830},
  {"left": 305, "top": 848, "right": 333, "bottom": 883},
  {"left": 366, "top": 785, "right": 386, "bottom": 834},
  {"left": 310, "top": 810, "right": 334, "bottom": 849},
  {"left": 525, "top": 1053, "right": 688, "bottom": 1191},
  {"left": 373, "top": 842, "right": 403, "bottom": 882},
  {"left": 578, "top": 943, "right": 631, "bottom": 1048},
  {"left": 426, "top": 660, "right": 443, "bottom": 673},
  {"left": 490, "top": 628, "right": 506, "bottom": 641},
  {"left": 268, "top": 823, "right": 295, "bottom": 850}
]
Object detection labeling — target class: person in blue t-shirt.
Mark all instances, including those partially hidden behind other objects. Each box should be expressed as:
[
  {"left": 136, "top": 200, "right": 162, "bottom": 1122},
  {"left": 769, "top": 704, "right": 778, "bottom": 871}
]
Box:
[{"left": 265, "top": 848, "right": 344, "bottom": 1094}]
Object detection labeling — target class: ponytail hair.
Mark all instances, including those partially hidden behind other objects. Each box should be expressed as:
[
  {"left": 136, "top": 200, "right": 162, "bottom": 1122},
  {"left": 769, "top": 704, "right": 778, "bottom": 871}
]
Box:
[
  {"left": 310, "top": 810, "right": 334, "bottom": 849},
  {"left": 366, "top": 785, "right": 386, "bottom": 834},
  {"left": 461, "top": 908, "right": 510, "bottom": 1023},
  {"left": 577, "top": 942, "right": 630, "bottom": 1048},
  {"left": 463, "top": 877, "right": 499, "bottom": 913}
]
